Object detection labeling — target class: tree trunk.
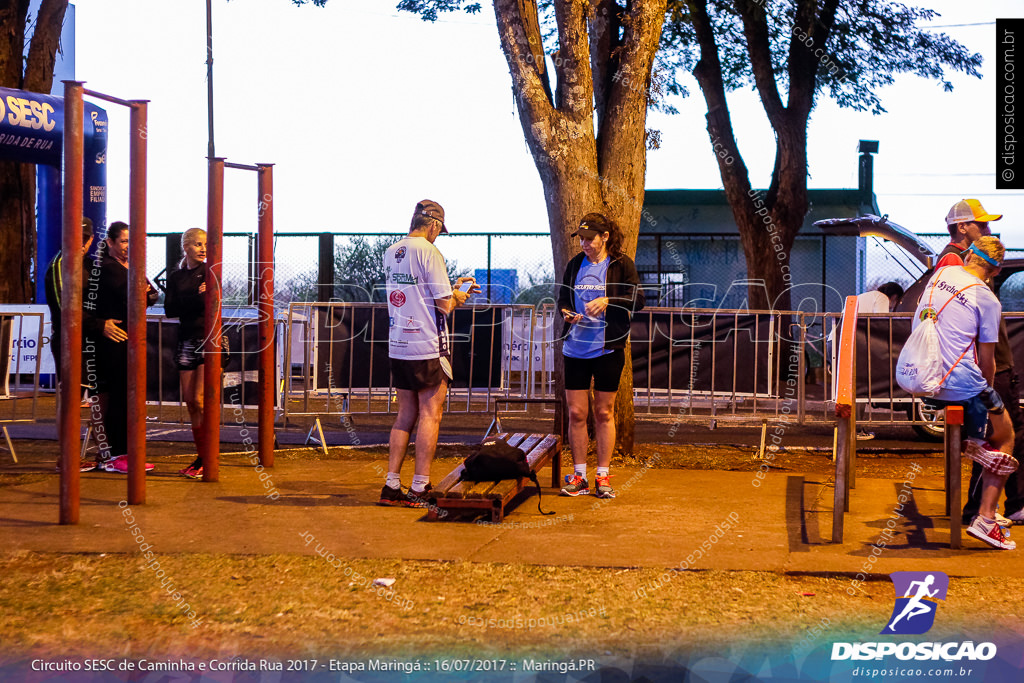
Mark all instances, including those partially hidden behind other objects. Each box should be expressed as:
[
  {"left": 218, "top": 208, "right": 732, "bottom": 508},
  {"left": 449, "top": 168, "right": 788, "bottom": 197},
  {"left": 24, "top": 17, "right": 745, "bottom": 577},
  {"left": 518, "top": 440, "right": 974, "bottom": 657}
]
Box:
[
  {"left": 494, "top": 0, "right": 665, "bottom": 456},
  {"left": 0, "top": 0, "right": 68, "bottom": 303}
]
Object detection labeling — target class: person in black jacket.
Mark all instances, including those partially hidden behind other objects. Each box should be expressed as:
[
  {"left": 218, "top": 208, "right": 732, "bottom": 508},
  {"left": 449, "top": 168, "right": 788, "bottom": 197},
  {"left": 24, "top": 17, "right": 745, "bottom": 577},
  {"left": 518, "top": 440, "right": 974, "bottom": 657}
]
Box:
[
  {"left": 85, "top": 221, "right": 159, "bottom": 473},
  {"left": 44, "top": 217, "right": 103, "bottom": 472},
  {"left": 164, "top": 228, "right": 208, "bottom": 479},
  {"left": 44, "top": 217, "right": 98, "bottom": 384},
  {"left": 556, "top": 213, "right": 645, "bottom": 500}
]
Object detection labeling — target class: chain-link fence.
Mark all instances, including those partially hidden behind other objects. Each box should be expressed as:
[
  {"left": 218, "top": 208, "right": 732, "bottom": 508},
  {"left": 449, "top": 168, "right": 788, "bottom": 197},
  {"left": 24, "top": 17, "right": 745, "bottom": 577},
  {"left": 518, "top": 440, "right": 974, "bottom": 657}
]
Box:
[{"left": 141, "top": 229, "right": 957, "bottom": 313}]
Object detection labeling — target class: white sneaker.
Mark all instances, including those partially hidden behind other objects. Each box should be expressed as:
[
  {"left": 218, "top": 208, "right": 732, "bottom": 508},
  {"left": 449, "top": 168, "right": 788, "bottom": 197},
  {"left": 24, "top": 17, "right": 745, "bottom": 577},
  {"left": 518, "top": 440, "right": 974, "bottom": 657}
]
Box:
[
  {"left": 855, "top": 431, "right": 875, "bottom": 441},
  {"left": 962, "top": 439, "right": 1020, "bottom": 476},
  {"left": 995, "top": 512, "right": 1012, "bottom": 527},
  {"left": 1006, "top": 510, "right": 1024, "bottom": 525},
  {"left": 966, "top": 516, "right": 1016, "bottom": 550}
]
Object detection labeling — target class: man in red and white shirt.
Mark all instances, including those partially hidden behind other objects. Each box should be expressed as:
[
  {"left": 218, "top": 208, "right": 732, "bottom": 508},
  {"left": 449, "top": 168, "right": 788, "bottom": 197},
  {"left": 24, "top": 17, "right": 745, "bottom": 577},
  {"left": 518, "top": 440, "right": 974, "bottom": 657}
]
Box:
[{"left": 379, "top": 200, "right": 478, "bottom": 507}]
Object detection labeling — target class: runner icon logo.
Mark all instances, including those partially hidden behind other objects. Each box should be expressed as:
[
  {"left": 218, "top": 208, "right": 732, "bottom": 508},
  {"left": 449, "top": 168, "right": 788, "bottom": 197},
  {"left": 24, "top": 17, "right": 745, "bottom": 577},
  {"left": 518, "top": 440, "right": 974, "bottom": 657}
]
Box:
[{"left": 881, "top": 571, "right": 948, "bottom": 635}]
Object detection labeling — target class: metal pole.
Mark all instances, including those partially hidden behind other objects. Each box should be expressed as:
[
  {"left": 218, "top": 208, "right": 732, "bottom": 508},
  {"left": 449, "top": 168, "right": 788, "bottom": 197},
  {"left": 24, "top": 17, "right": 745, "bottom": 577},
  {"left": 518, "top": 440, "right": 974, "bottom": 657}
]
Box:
[
  {"left": 946, "top": 406, "right": 963, "bottom": 549},
  {"left": 127, "top": 101, "right": 149, "bottom": 504},
  {"left": 202, "top": 158, "right": 224, "bottom": 482},
  {"left": 206, "top": 0, "right": 215, "bottom": 160},
  {"left": 318, "top": 233, "right": 333, "bottom": 302},
  {"left": 257, "top": 164, "right": 275, "bottom": 467},
  {"left": 59, "top": 80, "right": 85, "bottom": 525}
]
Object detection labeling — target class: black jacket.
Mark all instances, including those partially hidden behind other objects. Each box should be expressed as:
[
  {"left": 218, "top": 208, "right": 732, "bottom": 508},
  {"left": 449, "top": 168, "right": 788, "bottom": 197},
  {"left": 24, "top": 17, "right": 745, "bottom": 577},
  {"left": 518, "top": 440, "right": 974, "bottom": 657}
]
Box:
[
  {"left": 557, "top": 252, "right": 645, "bottom": 350},
  {"left": 164, "top": 262, "right": 207, "bottom": 339}
]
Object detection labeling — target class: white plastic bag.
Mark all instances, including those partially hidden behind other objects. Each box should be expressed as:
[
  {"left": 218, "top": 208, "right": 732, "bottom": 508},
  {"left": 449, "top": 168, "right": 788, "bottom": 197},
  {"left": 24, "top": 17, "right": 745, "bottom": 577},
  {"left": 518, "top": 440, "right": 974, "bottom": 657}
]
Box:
[{"left": 895, "top": 315, "right": 944, "bottom": 397}]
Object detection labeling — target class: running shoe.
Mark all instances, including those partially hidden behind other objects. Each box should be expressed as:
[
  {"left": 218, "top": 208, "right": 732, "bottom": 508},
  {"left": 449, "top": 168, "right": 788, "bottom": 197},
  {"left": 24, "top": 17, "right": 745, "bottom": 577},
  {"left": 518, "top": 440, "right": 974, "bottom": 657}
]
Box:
[
  {"left": 594, "top": 474, "right": 616, "bottom": 499},
  {"left": 560, "top": 474, "right": 589, "bottom": 497},
  {"left": 102, "top": 455, "right": 156, "bottom": 473},
  {"left": 966, "top": 516, "right": 1017, "bottom": 550},
  {"left": 179, "top": 466, "right": 203, "bottom": 480},
  {"left": 1006, "top": 509, "right": 1024, "bottom": 525},
  {"left": 55, "top": 459, "right": 99, "bottom": 473},
  {"left": 962, "top": 439, "right": 1020, "bottom": 476},
  {"left": 995, "top": 511, "right": 1012, "bottom": 527},
  {"left": 405, "top": 484, "right": 433, "bottom": 508}
]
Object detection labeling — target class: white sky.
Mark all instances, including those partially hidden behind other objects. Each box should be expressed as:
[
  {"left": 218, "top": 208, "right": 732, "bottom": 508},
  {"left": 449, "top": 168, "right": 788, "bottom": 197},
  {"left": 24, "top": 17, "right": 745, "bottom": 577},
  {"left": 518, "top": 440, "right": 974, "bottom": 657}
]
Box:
[{"left": 71, "top": 0, "right": 1023, "bottom": 246}]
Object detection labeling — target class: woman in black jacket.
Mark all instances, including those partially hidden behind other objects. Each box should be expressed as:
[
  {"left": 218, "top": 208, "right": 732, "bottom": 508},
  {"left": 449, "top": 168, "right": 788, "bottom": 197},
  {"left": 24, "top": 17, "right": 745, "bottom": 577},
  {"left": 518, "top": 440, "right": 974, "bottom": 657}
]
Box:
[
  {"left": 164, "top": 228, "right": 208, "bottom": 479},
  {"left": 86, "top": 221, "right": 159, "bottom": 473},
  {"left": 556, "top": 213, "right": 645, "bottom": 500}
]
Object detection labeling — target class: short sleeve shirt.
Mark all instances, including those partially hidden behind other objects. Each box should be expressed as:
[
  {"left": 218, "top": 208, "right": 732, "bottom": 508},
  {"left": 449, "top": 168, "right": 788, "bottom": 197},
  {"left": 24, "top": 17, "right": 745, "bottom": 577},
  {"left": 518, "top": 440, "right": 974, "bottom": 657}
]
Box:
[
  {"left": 383, "top": 236, "right": 453, "bottom": 360},
  {"left": 562, "top": 256, "right": 612, "bottom": 359},
  {"left": 912, "top": 265, "right": 1002, "bottom": 401}
]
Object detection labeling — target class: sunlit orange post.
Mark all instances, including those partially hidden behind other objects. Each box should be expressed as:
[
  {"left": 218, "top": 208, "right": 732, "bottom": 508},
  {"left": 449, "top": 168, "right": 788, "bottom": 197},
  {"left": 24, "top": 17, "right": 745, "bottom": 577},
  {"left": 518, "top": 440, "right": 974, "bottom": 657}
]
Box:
[
  {"left": 945, "top": 405, "right": 963, "bottom": 549},
  {"left": 202, "top": 158, "right": 225, "bottom": 482},
  {"left": 59, "top": 81, "right": 85, "bottom": 524},
  {"left": 82, "top": 88, "right": 151, "bottom": 503},
  {"left": 832, "top": 295, "right": 858, "bottom": 543},
  {"left": 126, "top": 99, "right": 149, "bottom": 504},
  {"left": 256, "top": 164, "right": 274, "bottom": 467}
]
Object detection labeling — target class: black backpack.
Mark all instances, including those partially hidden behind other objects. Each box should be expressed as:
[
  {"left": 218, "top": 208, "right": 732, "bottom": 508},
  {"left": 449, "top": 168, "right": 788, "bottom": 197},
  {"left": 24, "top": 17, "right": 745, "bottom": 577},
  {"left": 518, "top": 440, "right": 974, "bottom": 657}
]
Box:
[{"left": 460, "top": 440, "right": 555, "bottom": 516}]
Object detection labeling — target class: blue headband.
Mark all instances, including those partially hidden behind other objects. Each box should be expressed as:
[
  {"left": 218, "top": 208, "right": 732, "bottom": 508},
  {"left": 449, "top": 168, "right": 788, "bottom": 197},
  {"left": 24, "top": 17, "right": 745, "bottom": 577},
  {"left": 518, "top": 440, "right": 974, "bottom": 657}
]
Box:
[{"left": 968, "top": 243, "right": 1000, "bottom": 267}]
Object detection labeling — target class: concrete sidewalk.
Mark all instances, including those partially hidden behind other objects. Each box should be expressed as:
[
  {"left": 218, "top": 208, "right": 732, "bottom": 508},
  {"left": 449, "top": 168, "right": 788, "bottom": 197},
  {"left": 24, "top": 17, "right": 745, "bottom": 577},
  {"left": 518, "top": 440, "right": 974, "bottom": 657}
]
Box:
[{"left": 0, "top": 449, "right": 1018, "bottom": 578}]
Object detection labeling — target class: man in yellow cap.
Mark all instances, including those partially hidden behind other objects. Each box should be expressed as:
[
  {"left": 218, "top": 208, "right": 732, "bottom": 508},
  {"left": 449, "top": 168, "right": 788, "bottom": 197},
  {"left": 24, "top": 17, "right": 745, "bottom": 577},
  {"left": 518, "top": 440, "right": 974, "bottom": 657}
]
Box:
[{"left": 935, "top": 198, "right": 1002, "bottom": 267}]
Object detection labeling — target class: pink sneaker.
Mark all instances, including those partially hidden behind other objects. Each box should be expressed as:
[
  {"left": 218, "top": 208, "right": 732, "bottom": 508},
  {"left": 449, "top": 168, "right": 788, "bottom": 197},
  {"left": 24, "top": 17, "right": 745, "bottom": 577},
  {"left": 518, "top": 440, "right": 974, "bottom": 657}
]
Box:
[
  {"left": 963, "top": 439, "right": 1020, "bottom": 476},
  {"left": 102, "top": 456, "right": 156, "bottom": 474}
]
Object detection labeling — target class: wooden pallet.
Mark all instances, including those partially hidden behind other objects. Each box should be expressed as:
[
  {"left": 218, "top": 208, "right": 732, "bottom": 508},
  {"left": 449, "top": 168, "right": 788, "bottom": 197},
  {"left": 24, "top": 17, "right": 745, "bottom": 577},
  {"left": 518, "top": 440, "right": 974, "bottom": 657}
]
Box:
[{"left": 426, "top": 432, "right": 562, "bottom": 522}]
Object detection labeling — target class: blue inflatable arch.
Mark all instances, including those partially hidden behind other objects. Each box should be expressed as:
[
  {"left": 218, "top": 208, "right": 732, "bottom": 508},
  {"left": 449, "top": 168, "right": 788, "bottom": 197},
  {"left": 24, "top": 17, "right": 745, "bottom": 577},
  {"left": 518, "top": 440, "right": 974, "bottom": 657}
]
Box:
[{"left": 0, "top": 85, "right": 107, "bottom": 303}]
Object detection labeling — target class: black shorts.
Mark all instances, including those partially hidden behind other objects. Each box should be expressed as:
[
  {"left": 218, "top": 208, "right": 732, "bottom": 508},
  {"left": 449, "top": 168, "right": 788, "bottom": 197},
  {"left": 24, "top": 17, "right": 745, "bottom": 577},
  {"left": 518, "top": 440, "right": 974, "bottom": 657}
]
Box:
[
  {"left": 390, "top": 357, "right": 450, "bottom": 392},
  {"left": 175, "top": 337, "right": 205, "bottom": 371},
  {"left": 563, "top": 348, "right": 625, "bottom": 392}
]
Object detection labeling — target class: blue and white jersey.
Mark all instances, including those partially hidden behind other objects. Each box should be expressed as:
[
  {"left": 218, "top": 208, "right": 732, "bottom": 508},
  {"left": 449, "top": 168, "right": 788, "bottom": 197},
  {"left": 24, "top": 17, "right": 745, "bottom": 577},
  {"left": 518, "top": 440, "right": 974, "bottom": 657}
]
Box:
[
  {"left": 383, "top": 235, "right": 453, "bottom": 362},
  {"left": 562, "top": 256, "right": 612, "bottom": 359}
]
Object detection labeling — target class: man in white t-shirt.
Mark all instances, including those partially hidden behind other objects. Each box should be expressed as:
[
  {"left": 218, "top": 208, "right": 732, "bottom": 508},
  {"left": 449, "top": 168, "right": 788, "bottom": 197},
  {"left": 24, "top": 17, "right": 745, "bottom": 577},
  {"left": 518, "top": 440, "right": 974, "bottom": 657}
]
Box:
[
  {"left": 916, "top": 236, "right": 1018, "bottom": 550},
  {"left": 378, "top": 199, "right": 478, "bottom": 507}
]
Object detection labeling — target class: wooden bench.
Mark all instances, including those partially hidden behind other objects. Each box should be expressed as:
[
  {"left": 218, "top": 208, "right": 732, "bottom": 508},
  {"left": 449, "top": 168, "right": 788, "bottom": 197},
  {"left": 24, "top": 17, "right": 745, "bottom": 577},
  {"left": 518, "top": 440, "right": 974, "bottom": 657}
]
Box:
[{"left": 426, "top": 432, "right": 562, "bottom": 522}]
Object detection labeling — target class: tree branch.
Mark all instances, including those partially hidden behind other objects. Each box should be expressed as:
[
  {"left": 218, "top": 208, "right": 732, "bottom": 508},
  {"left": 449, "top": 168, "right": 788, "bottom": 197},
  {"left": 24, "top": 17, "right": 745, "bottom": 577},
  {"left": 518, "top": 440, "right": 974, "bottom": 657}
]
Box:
[
  {"left": 686, "top": 0, "right": 750, "bottom": 200},
  {"left": 0, "top": 1, "right": 30, "bottom": 88},
  {"left": 735, "top": 0, "right": 784, "bottom": 127},
  {"left": 589, "top": 0, "right": 618, "bottom": 132},
  {"left": 494, "top": 0, "right": 559, "bottom": 135},
  {"left": 551, "top": 0, "right": 594, "bottom": 119},
  {"left": 24, "top": 0, "right": 68, "bottom": 93}
]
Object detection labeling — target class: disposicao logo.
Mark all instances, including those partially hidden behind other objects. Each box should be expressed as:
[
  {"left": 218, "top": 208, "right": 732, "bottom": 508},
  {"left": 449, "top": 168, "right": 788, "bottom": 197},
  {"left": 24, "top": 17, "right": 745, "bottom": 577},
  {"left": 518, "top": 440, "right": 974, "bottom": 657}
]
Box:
[
  {"left": 832, "top": 571, "right": 997, "bottom": 664},
  {"left": 881, "top": 571, "right": 948, "bottom": 635}
]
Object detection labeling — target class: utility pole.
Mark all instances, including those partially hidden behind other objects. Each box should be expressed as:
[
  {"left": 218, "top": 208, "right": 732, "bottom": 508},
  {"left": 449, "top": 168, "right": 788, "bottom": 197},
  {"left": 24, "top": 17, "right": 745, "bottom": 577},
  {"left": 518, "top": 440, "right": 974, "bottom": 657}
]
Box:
[{"left": 206, "top": 0, "right": 215, "bottom": 159}]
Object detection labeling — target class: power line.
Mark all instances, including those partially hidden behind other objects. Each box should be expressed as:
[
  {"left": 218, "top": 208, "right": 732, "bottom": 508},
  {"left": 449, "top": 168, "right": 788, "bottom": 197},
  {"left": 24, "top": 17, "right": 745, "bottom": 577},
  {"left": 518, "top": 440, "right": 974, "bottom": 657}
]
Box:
[{"left": 925, "top": 21, "right": 995, "bottom": 28}]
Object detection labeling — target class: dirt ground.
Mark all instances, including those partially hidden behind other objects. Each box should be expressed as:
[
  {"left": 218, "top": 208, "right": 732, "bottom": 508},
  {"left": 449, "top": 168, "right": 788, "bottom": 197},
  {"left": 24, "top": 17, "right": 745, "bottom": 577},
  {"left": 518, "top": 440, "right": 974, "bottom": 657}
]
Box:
[
  {"left": 2, "top": 552, "right": 1022, "bottom": 665},
  {"left": 0, "top": 424, "right": 977, "bottom": 668}
]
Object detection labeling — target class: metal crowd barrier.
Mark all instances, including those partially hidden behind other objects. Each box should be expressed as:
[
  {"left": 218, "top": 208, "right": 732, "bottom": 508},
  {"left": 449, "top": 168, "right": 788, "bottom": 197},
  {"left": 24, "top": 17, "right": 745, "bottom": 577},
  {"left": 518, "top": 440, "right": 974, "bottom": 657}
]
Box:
[
  {"left": 144, "top": 309, "right": 286, "bottom": 427},
  {"left": 837, "top": 312, "right": 1024, "bottom": 435},
  {"left": 281, "top": 302, "right": 558, "bottom": 433},
  {"left": 0, "top": 309, "right": 45, "bottom": 461}
]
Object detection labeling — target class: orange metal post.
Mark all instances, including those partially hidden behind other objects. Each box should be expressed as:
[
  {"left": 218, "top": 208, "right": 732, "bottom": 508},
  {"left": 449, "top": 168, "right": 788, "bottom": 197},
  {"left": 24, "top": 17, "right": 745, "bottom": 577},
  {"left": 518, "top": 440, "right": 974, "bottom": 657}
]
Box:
[
  {"left": 127, "top": 101, "right": 149, "bottom": 504},
  {"left": 59, "top": 81, "right": 85, "bottom": 524},
  {"left": 945, "top": 405, "right": 964, "bottom": 549},
  {"left": 256, "top": 164, "right": 275, "bottom": 467},
  {"left": 202, "top": 158, "right": 224, "bottom": 482},
  {"left": 832, "top": 295, "right": 858, "bottom": 543}
]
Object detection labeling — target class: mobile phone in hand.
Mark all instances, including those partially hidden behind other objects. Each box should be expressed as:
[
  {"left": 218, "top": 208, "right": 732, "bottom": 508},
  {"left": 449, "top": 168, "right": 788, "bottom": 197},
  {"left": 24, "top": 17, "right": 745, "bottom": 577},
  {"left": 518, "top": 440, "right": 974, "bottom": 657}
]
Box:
[{"left": 458, "top": 280, "right": 474, "bottom": 293}]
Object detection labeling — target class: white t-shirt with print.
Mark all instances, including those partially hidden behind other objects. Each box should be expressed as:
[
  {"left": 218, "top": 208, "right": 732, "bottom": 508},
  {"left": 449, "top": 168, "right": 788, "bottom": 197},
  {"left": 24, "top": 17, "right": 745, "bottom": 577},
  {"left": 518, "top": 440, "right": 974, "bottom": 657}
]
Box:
[
  {"left": 383, "top": 235, "right": 453, "bottom": 361},
  {"left": 912, "top": 265, "right": 1001, "bottom": 402}
]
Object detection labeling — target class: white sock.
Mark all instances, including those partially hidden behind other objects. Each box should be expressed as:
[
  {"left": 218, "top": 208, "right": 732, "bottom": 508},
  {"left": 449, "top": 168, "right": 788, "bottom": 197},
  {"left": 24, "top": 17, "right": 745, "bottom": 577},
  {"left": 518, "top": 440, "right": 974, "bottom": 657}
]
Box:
[
  {"left": 596, "top": 467, "right": 609, "bottom": 477},
  {"left": 385, "top": 472, "right": 401, "bottom": 489},
  {"left": 411, "top": 474, "right": 430, "bottom": 493},
  {"left": 574, "top": 465, "right": 587, "bottom": 480}
]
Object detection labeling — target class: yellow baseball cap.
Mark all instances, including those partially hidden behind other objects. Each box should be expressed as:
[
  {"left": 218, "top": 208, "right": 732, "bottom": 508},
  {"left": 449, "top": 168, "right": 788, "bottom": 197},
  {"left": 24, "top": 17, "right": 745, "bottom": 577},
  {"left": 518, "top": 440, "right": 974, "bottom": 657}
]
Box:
[{"left": 945, "top": 199, "right": 1002, "bottom": 226}]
